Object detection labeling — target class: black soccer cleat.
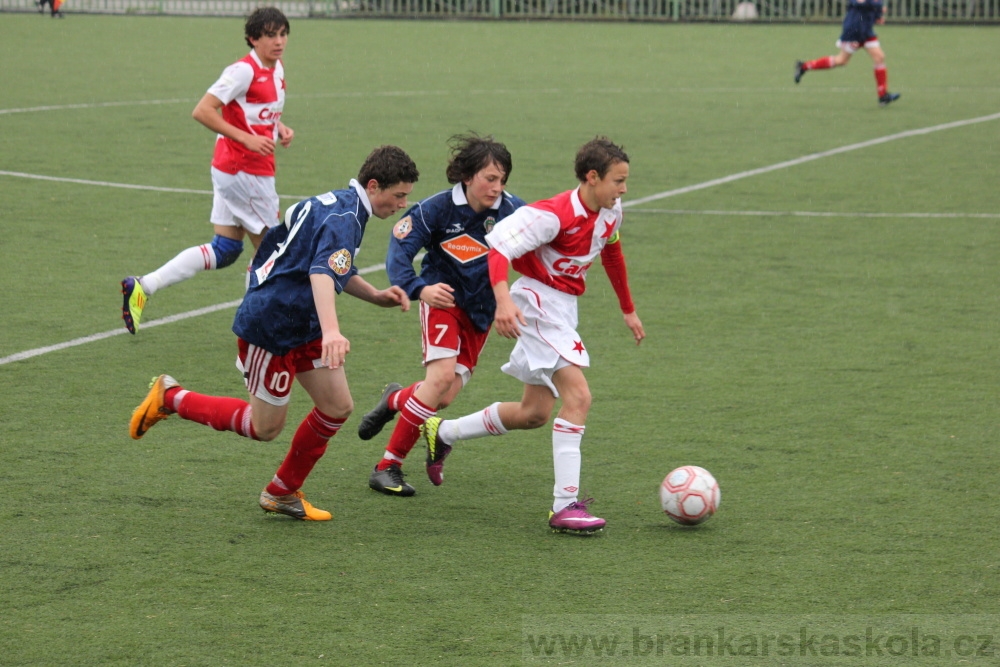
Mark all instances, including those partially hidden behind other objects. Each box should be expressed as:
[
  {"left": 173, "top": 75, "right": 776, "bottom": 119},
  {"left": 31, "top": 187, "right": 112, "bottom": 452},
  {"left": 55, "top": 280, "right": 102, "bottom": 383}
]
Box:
[
  {"left": 878, "top": 92, "right": 901, "bottom": 107},
  {"left": 794, "top": 60, "right": 806, "bottom": 84},
  {"left": 357, "top": 382, "right": 402, "bottom": 440},
  {"left": 369, "top": 463, "right": 416, "bottom": 497}
]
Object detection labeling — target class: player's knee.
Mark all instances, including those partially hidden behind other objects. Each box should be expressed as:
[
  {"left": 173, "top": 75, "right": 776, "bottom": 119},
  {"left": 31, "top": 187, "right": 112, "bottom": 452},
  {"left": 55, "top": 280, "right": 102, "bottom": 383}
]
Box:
[
  {"left": 321, "top": 398, "right": 353, "bottom": 421},
  {"left": 562, "top": 387, "right": 592, "bottom": 417},
  {"left": 211, "top": 234, "right": 244, "bottom": 269},
  {"left": 253, "top": 423, "right": 283, "bottom": 442},
  {"left": 520, "top": 405, "right": 552, "bottom": 430}
]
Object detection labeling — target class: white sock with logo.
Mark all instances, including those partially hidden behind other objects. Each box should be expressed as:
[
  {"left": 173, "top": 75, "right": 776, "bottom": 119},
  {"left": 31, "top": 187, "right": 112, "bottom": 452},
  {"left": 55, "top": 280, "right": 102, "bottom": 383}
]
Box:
[
  {"left": 552, "top": 418, "right": 584, "bottom": 512},
  {"left": 438, "top": 402, "right": 506, "bottom": 445},
  {"left": 141, "top": 244, "right": 217, "bottom": 295}
]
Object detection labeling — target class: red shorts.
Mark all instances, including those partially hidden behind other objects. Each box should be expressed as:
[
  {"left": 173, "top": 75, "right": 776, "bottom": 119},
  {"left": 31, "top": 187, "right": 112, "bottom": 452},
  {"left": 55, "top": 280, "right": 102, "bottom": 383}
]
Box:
[
  {"left": 419, "top": 302, "right": 489, "bottom": 385},
  {"left": 237, "top": 338, "right": 323, "bottom": 406}
]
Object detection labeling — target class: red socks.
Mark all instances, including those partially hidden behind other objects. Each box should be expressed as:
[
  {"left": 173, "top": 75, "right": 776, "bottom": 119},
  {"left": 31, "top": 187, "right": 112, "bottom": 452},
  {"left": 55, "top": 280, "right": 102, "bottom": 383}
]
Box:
[
  {"left": 381, "top": 394, "right": 436, "bottom": 464},
  {"left": 874, "top": 65, "right": 888, "bottom": 97},
  {"left": 267, "top": 408, "right": 345, "bottom": 496},
  {"left": 805, "top": 56, "right": 836, "bottom": 71},
  {"left": 172, "top": 389, "right": 258, "bottom": 439},
  {"left": 168, "top": 389, "right": 346, "bottom": 496}
]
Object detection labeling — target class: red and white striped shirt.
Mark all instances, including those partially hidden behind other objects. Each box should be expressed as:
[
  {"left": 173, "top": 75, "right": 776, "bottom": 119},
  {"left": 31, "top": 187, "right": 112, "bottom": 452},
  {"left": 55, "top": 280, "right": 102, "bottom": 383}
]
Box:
[
  {"left": 486, "top": 187, "right": 623, "bottom": 297},
  {"left": 207, "top": 50, "right": 285, "bottom": 177}
]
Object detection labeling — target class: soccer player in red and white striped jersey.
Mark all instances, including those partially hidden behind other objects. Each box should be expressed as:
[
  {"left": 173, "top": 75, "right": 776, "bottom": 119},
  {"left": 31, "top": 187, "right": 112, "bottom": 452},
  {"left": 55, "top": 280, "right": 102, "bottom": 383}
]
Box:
[
  {"left": 120, "top": 7, "right": 294, "bottom": 335},
  {"left": 422, "top": 137, "right": 646, "bottom": 535}
]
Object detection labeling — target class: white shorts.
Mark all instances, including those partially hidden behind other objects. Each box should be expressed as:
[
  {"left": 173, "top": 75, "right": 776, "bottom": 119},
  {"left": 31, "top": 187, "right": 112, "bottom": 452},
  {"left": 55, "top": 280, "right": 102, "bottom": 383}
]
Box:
[
  {"left": 837, "top": 37, "right": 880, "bottom": 54},
  {"left": 500, "top": 276, "right": 589, "bottom": 398},
  {"left": 210, "top": 167, "right": 281, "bottom": 235}
]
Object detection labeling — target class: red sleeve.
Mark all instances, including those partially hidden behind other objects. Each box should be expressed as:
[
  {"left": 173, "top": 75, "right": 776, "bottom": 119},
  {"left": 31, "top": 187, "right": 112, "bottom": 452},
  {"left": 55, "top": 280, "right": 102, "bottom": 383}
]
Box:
[
  {"left": 488, "top": 248, "right": 510, "bottom": 287},
  {"left": 601, "top": 239, "right": 635, "bottom": 314}
]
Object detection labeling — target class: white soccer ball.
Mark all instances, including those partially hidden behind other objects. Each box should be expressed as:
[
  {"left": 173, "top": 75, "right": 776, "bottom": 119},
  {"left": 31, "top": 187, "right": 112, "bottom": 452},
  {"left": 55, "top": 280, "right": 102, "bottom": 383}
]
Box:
[{"left": 660, "top": 466, "right": 720, "bottom": 525}]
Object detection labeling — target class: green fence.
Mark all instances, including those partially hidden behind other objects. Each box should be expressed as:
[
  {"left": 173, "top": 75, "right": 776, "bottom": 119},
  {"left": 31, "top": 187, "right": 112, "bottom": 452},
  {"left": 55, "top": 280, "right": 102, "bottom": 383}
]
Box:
[{"left": 2, "top": 0, "right": 997, "bottom": 21}]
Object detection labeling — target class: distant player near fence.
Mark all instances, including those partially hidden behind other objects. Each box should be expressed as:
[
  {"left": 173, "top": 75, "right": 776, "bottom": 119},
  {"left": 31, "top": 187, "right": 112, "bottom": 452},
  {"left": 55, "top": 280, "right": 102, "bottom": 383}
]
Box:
[{"left": 794, "top": 0, "right": 900, "bottom": 107}]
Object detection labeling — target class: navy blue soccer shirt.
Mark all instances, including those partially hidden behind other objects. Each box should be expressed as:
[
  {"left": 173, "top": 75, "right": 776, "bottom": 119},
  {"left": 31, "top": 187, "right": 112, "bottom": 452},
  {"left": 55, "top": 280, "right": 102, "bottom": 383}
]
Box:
[
  {"left": 233, "top": 180, "right": 371, "bottom": 356},
  {"left": 385, "top": 183, "right": 525, "bottom": 333},
  {"left": 841, "top": 0, "right": 883, "bottom": 42}
]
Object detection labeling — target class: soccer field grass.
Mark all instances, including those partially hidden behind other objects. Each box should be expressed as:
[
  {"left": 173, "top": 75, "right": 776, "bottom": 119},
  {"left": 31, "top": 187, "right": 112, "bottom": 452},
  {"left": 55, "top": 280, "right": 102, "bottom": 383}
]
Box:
[{"left": 1, "top": 13, "right": 998, "bottom": 665}]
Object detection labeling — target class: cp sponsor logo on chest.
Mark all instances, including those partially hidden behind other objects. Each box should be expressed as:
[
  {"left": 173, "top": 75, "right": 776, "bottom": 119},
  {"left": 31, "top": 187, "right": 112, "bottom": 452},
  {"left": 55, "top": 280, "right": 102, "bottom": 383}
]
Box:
[{"left": 552, "top": 257, "right": 592, "bottom": 277}]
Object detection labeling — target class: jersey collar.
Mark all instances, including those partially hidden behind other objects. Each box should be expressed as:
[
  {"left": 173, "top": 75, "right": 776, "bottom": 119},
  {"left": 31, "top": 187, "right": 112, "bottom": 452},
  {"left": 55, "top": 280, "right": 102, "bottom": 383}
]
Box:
[
  {"left": 570, "top": 186, "right": 590, "bottom": 216},
  {"left": 350, "top": 178, "right": 373, "bottom": 216},
  {"left": 451, "top": 183, "right": 503, "bottom": 210},
  {"left": 248, "top": 49, "right": 267, "bottom": 70}
]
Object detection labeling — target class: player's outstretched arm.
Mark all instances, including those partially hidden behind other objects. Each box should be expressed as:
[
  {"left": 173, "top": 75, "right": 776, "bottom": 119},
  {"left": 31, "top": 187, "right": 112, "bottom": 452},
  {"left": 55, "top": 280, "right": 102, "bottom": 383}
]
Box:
[
  {"left": 624, "top": 311, "right": 645, "bottom": 346},
  {"left": 343, "top": 275, "right": 411, "bottom": 311},
  {"left": 310, "top": 273, "right": 349, "bottom": 369}
]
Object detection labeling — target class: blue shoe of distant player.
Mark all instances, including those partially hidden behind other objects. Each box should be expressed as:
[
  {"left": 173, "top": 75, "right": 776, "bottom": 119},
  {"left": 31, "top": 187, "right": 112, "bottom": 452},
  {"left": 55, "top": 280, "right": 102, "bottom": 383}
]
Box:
[
  {"left": 879, "top": 92, "right": 901, "bottom": 107},
  {"left": 121, "top": 276, "right": 147, "bottom": 334}
]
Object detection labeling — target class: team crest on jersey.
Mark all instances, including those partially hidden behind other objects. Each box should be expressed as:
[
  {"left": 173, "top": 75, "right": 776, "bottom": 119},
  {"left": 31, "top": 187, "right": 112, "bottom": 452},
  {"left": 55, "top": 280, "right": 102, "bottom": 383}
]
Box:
[
  {"left": 483, "top": 216, "right": 497, "bottom": 235},
  {"left": 393, "top": 216, "right": 413, "bottom": 239},
  {"left": 328, "top": 249, "right": 353, "bottom": 275},
  {"left": 441, "top": 234, "right": 489, "bottom": 264}
]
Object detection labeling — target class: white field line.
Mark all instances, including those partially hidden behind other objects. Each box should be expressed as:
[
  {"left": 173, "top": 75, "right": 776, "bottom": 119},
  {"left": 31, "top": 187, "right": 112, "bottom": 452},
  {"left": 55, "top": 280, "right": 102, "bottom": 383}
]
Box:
[
  {"left": 4, "top": 86, "right": 1000, "bottom": 116},
  {"left": 628, "top": 209, "right": 1000, "bottom": 219},
  {"left": 0, "top": 170, "right": 308, "bottom": 200},
  {"left": 2, "top": 111, "right": 998, "bottom": 366},
  {"left": 0, "top": 263, "right": 385, "bottom": 366},
  {"left": 623, "top": 112, "right": 1000, "bottom": 207}
]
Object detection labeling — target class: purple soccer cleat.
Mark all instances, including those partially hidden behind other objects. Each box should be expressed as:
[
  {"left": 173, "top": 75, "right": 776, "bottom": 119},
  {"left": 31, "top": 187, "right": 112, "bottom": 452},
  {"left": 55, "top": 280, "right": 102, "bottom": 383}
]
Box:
[{"left": 548, "top": 498, "right": 605, "bottom": 534}]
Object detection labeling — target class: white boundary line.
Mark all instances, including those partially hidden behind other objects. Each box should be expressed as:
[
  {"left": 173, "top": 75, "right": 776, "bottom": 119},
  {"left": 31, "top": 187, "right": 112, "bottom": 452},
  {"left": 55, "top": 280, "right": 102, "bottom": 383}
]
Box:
[
  {"left": 0, "top": 170, "right": 308, "bottom": 200},
  {"left": 623, "top": 112, "right": 1000, "bottom": 208},
  {"left": 628, "top": 209, "right": 1000, "bottom": 219},
  {"left": 3, "top": 111, "right": 999, "bottom": 366},
  {"left": 4, "top": 87, "right": 1000, "bottom": 116},
  {"left": 0, "top": 263, "right": 385, "bottom": 366}
]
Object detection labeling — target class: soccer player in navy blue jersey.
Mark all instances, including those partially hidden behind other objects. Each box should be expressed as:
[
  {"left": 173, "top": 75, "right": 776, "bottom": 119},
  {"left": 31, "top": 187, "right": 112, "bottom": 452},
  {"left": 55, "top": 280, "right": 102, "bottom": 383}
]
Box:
[
  {"left": 129, "top": 145, "right": 420, "bottom": 521},
  {"left": 355, "top": 134, "right": 526, "bottom": 496},
  {"left": 794, "top": 0, "right": 900, "bottom": 106}
]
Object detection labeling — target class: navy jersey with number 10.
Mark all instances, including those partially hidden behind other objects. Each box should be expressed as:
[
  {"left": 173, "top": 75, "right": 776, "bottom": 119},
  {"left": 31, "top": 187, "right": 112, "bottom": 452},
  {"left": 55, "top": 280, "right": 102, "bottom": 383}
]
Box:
[{"left": 233, "top": 179, "right": 372, "bottom": 356}]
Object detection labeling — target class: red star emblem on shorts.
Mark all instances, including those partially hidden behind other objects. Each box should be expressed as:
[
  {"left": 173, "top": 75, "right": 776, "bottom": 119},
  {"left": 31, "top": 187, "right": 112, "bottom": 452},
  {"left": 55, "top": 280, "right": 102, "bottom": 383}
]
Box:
[{"left": 573, "top": 340, "right": 586, "bottom": 354}]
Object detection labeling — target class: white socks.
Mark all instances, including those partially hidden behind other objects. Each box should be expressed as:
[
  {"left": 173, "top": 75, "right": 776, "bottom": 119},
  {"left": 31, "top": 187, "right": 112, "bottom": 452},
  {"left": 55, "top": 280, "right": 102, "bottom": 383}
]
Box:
[
  {"left": 140, "top": 243, "right": 216, "bottom": 295},
  {"left": 552, "top": 418, "right": 584, "bottom": 512},
  {"left": 438, "top": 402, "right": 506, "bottom": 444}
]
